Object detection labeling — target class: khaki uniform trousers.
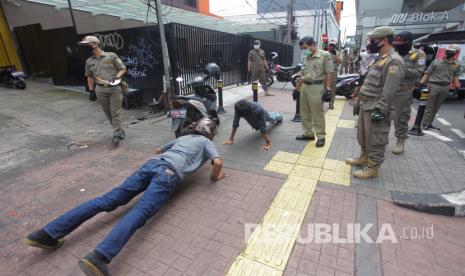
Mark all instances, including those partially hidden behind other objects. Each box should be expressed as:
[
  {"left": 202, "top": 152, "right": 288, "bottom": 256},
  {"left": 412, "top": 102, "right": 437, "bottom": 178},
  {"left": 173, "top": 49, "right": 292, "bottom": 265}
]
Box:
[
  {"left": 329, "top": 71, "right": 337, "bottom": 104},
  {"left": 96, "top": 85, "right": 123, "bottom": 133},
  {"left": 357, "top": 107, "right": 390, "bottom": 168},
  {"left": 393, "top": 87, "right": 413, "bottom": 140},
  {"left": 300, "top": 83, "right": 325, "bottom": 139},
  {"left": 422, "top": 83, "right": 449, "bottom": 126},
  {"left": 251, "top": 69, "right": 268, "bottom": 92}
]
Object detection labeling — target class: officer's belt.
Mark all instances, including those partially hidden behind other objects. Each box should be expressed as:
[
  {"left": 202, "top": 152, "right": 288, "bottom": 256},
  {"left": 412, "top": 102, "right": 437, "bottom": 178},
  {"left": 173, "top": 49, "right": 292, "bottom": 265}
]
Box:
[
  {"left": 96, "top": 83, "right": 115, "bottom": 88},
  {"left": 303, "top": 80, "right": 323, "bottom": 85},
  {"left": 428, "top": 81, "right": 449, "bottom": 86}
]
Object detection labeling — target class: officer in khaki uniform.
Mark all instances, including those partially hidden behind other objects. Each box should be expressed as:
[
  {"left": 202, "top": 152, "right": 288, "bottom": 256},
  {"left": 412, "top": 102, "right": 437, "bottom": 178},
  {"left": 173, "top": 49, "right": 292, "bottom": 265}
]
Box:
[
  {"left": 419, "top": 44, "right": 462, "bottom": 130},
  {"left": 248, "top": 40, "right": 274, "bottom": 96},
  {"left": 391, "top": 31, "right": 426, "bottom": 154},
  {"left": 328, "top": 39, "right": 342, "bottom": 109},
  {"left": 296, "top": 36, "right": 333, "bottom": 147},
  {"left": 346, "top": 27, "right": 405, "bottom": 179},
  {"left": 79, "top": 36, "right": 127, "bottom": 143}
]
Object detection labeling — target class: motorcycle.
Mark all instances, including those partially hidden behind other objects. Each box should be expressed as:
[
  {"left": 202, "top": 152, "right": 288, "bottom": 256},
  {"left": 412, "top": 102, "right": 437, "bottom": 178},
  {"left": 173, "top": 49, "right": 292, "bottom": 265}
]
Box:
[
  {"left": 336, "top": 73, "right": 359, "bottom": 99},
  {"left": 170, "top": 63, "right": 220, "bottom": 138},
  {"left": 266, "top": 52, "right": 302, "bottom": 87},
  {"left": 0, "top": 66, "right": 26, "bottom": 89}
]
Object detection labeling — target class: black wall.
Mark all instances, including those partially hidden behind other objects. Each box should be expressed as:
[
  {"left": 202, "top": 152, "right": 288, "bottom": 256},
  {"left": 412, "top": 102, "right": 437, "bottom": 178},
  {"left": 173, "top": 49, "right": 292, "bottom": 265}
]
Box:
[{"left": 14, "top": 23, "right": 293, "bottom": 102}]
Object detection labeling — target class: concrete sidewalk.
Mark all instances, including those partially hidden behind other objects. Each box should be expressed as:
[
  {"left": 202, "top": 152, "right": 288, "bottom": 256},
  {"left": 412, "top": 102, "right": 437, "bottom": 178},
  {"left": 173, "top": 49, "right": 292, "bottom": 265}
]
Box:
[{"left": 1, "top": 80, "right": 465, "bottom": 276}]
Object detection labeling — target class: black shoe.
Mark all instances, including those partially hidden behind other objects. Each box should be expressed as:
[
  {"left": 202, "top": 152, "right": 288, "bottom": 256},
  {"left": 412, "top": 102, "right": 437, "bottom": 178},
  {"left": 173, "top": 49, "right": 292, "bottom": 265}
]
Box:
[
  {"left": 296, "top": 135, "right": 315, "bottom": 141},
  {"left": 79, "top": 251, "right": 110, "bottom": 276},
  {"left": 423, "top": 124, "right": 440, "bottom": 131},
  {"left": 316, "top": 138, "right": 326, "bottom": 147},
  {"left": 112, "top": 130, "right": 125, "bottom": 144},
  {"left": 24, "top": 229, "right": 64, "bottom": 250}
]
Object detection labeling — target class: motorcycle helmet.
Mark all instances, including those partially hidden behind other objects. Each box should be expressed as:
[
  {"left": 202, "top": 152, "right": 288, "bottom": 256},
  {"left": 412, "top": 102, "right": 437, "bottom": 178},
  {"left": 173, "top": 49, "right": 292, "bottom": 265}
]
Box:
[
  {"left": 269, "top": 52, "right": 278, "bottom": 61},
  {"left": 193, "top": 117, "right": 218, "bottom": 139},
  {"left": 204, "top": 63, "right": 221, "bottom": 80}
]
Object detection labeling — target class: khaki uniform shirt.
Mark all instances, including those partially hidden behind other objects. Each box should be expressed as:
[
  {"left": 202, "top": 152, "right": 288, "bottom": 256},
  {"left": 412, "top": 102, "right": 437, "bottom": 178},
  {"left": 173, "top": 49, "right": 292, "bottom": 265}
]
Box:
[
  {"left": 330, "top": 50, "right": 340, "bottom": 72},
  {"left": 85, "top": 51, "right": 126, "bottom": 83},
  {"left": 399, "top": 49, "right": 426, "bottom": 90},
  {"left": 301, "top": 50, "right": 333, "bottom": 82},
  {"left": 360, "top": 48, "right": 405, "bottom": 112},
  {"left": 248, "top": 49, "right": 266, "bottom": 71},
  {"left": 425, "top": 58, "right": 461, "bottom": 84},
  {"left": 342, "top": 52, "right": 349, "bottom": 64}
]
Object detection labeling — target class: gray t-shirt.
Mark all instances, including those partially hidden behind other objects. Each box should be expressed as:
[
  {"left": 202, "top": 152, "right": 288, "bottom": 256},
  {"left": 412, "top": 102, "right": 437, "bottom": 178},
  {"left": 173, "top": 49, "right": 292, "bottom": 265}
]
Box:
[{"left": 152, "top": 135, "right": 220, "bottom": 179}]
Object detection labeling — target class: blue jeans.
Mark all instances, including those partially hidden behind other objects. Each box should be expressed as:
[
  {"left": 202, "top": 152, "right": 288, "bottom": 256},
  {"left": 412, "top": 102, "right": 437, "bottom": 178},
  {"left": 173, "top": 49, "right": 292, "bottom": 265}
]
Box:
[
  {"left": 43, "top": 159, "right": 180, "bottom": 261},
  {"left": 267, "top": 111, "right": 283, "bottom": 123}
]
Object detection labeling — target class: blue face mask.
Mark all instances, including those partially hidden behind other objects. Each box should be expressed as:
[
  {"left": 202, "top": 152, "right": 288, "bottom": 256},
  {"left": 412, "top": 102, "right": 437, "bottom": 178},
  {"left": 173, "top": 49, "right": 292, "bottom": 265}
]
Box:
[{"left": 303, "top": 49, "right": 312, "bottom": 56}]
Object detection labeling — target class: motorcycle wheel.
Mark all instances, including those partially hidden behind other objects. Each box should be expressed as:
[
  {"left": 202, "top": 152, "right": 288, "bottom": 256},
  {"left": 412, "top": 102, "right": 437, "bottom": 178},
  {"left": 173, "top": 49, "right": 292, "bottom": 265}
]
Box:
[
  {"left": 15, "top": 79, "right": 26, "bottom": 90},
  {"left": 291, "top": 75, "right": 300, "bottom": 87}
]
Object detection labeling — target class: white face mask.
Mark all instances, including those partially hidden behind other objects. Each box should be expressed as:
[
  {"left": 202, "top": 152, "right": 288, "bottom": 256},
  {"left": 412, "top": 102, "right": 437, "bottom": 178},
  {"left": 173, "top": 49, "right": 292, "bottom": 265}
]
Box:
[{"left": 254, "top": 44, "right": 260, "bottom": 49}]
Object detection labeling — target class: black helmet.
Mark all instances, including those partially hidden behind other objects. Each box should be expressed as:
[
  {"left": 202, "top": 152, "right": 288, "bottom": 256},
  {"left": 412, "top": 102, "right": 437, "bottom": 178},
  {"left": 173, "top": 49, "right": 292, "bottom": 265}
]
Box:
[
  {"left": 204, "top": 63, "right": 221, "bottom": 79},
  {"left": 269, "top": 52, "right": 278, "bottom": 60}
]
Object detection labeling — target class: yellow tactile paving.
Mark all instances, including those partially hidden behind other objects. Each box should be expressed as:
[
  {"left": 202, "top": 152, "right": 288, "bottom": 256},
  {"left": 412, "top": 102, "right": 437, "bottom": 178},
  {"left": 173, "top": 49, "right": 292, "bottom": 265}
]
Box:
[
  {"left": 281, "top": 176, "right": 318, "bottom": 195},
  {"left": 319, "top": 168, "right": 351, "bottom": 186},
  {"left": 264, "top": 160, "right": 295, "bottom": 175},
  {"left": 290, "top": 165, "right": 322, "bottom": 180},
  {"left": 297, "top": 155, "right": 325, "bottom": 168},
  {"left": 323, "top": 159, "right": 346, "bottom": 171},
  {"left": 271, "top": 188, "right": 313, "bottom": 213},
  {"left": 337, "top": 119, "right": 356, "bottom": 128},
  {"left": 271, "top": 151, "right": 301, "bottom": 164},
  {"left": 228, "top": 99, "right": 350, "bottom": 275},
  {"left": 241, "top": 226, "right": 295, "bottom": 271},
  {"left": 261, "top": 206, "right": 305, "bottom": 238},
  {"left": 227, "top": 256, "right": 282, "bottom": 276}
]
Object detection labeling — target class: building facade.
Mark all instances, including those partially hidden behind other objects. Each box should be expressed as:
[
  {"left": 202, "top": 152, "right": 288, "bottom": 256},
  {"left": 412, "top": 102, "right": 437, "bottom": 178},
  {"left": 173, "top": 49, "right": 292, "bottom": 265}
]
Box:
[{"left": 355, "top": 0, "right": 465, "bottom": 49}]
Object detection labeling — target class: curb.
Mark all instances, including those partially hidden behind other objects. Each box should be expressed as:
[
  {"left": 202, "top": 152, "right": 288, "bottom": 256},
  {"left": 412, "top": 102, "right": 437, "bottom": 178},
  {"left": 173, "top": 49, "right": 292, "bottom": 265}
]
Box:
[{"left": 392, "top": 190, "right": 465, "bottom": 216}]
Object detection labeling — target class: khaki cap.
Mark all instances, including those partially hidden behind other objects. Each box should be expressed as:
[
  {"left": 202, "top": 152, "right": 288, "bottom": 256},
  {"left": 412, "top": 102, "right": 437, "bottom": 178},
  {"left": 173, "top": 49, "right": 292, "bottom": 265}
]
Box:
[
  {"left": 78, "top": 35, "right": 100, "bottom": 45},
  {"left": 446, "top": 44, "right": 459, "bottom": 52},
  {"left": 368, "top": 26, "right": 395, "bottom": 39}
]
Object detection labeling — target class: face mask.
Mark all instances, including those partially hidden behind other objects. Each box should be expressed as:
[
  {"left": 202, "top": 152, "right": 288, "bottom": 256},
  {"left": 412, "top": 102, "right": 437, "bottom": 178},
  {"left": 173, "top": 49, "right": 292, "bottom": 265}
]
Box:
[
  {"left": 84, "top": 45, "right": 95, "bottom": 56},
  {"left": 446, "top": 50, "right": 455, "bottom": 59},
  {"left": 303, "top": 48, "right": 312, "bottom": 56},
  {"left": 394, "top": 42, "right": 412, "bottom": 56},
  {"left": 367, "top": 39, "right": 382, "bottom": 53},
  {"left": 254, "top": 44, "right": 260, "bottom": 49}
]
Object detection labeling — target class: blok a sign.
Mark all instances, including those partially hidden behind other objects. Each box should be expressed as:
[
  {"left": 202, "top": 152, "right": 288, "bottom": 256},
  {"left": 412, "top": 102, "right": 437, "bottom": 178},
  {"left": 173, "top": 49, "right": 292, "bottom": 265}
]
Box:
[{"left": 390, "top": 11, "right": 449, "bottom": 24}]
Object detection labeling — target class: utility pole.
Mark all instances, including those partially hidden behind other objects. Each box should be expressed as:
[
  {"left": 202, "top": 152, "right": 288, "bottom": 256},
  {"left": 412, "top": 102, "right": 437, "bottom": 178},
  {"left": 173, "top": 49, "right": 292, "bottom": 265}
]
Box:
[
  {"left": 154, "top": 0, "right": 173, "bottom": 110},
  {"left": 285, "top": 0, "right": 294, "bottom": 44}
]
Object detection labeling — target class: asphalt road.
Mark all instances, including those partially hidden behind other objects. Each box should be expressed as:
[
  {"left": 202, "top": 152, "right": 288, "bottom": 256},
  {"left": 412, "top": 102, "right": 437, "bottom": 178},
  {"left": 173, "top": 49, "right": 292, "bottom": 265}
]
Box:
[{"left": 423, "top": 97, "right": 465, "bottom": 154}]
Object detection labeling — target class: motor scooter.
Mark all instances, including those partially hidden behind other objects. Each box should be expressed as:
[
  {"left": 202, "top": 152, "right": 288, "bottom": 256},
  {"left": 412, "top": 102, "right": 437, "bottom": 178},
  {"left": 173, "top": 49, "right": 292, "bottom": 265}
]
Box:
[
  {"left": 170, "top": 63, "right": 221, "bottom": 137},
  {"left": 0, "top": 66, "right": 26, "bottom": 89}
]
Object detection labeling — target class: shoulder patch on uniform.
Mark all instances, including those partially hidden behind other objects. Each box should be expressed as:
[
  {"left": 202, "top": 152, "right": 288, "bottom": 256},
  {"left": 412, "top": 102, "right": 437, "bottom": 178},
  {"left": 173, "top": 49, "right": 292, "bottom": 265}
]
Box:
[
  {"left": 418, "top": 58, "right": 426, "bottom": 66},
  {"left": 409, "top": 52, "right": 417, "bottom": 60},
  {"left": 388, "top": 64, "right": 399, "bottom": 74}
]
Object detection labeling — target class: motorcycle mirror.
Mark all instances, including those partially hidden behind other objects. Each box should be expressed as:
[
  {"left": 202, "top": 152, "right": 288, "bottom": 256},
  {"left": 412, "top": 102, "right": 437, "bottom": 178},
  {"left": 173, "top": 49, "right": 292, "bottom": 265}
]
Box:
[{"left": 176, "top": 77, "right": 183, "bottom": 82}]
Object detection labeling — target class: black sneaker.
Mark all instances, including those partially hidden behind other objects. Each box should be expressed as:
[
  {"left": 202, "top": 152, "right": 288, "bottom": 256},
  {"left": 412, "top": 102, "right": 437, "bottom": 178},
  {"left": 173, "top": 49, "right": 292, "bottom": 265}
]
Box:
[
  {"left": 78, "top": 251, "right": 110, "bottom": 276},
  {"left": 24, "top": 229, "right": 64, "bottom": 250},
  {"left": 296, "top": 135, "right": 315, "bottom": 141},
  {"left": 423, "top": 124, "right": 440, "bottom": 131},
  {"left": 316, "top": 138, "right": 326, "bottom": 147}
]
